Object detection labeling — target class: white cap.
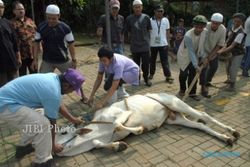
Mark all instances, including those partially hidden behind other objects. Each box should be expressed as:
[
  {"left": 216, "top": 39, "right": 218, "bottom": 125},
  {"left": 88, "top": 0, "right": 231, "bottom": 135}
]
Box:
[
  {"left": 0, "top": 0, "right": 4, "bottom": 6},
  {"left": 133, "top": 0, "right": 143, "bottom": 6},
  {"left": 211, "top": 13, "right": 223, "bottom": 23},
  {"left": 46, "top": 4, "right": 60, "bottom": 15}
]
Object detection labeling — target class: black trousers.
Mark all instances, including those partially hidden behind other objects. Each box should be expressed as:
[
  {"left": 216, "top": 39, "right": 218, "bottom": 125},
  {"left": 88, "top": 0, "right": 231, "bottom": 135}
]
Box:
[
  {"left": 206, "top": 56, "right": 219, "bottom": 83},
  {"left": 104, "top": 74, "right": 125, "bottom": 91},
  {"left": 132, "top": 52, "right": 150, "bottom": 82},
  {"left": 179, "top": 63, "right": 197, "bottom": 95},
  {"left": 150, "top": 46, "right": 171, "bottom": 77},
  {"left": 19, "top": 58, "right": 37, "bottom": 76}
]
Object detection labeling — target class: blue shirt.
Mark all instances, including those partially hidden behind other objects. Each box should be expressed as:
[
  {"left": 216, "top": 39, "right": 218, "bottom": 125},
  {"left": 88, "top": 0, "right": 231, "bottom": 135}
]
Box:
[{"left": 0, "top": 73, "right": 62, "bottom": 119}]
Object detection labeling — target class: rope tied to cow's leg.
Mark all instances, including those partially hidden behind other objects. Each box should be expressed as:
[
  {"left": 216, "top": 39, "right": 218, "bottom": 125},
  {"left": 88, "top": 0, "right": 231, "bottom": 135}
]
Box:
[{"left": 124, "top": 97, "right": 130, "bottom": 111}]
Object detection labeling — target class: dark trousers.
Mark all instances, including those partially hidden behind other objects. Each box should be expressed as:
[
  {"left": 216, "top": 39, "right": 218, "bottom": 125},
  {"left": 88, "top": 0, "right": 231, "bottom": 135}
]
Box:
[
  {"left": 19, "top": 58, "right": 37, "bottom": 76},
  {"left": 150, "top": 46, "right": 171, "bottom": 77},
  {"left": 206, "top": 56, "right": 219, "bottom": 83},
  {"left": 104, "top": 74, "right": 125, "bottom": 91},
  {"left": 179, "top": 63, "right": 197, "bottom": 95},
  {"left": 132, "top": 52, "right": 150, "bottom": 81},
  {"left": 241, "top": 46, "right": 250, "bottom": 71},
  {"left": 0, "top": 70, "right": 18, "bottom": 87}
]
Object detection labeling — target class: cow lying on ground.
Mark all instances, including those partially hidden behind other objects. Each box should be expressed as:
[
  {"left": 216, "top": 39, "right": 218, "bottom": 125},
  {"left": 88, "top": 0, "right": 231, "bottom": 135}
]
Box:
[{"left": 56, "top": 93, "right": 240, "bottom": 156}]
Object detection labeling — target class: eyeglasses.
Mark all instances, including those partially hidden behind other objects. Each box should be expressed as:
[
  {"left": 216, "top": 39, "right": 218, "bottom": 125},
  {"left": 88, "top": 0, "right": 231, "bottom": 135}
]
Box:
[
  {"left": 0, "top": 6, "right": 4, "bottom": 9},
  {"left": 157, "top": 10, "right": 164, "bottom": 13}
]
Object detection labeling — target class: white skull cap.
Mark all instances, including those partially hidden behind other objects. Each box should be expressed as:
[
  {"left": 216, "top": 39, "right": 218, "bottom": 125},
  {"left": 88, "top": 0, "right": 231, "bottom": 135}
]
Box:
[
  {"left": 133, "top": 0, "right": 143, "bottom": 6},
  {"left": 211, "top": 13, "right": 223, "bottom": 23},
  {"left": 0, "top": 0, "right": 4, "bottom": 6},
  {"left": 46, "top": 4, "right": 60, "bottom": 15}
]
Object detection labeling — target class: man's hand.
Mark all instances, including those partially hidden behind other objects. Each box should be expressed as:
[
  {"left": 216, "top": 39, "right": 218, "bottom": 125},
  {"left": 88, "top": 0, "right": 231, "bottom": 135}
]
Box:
[
  {"left": 94, "top": 102, "right": 104, "bottom": 111},
  {"left": 87, "top": 97, "right": 94, "bottom": 107},
  {"left": 71, "top": 60, "right": 77, "bottom": 69},
  {"left": 196, "top": 66, "right": 201, "bottom": 73},
  {"left": 31, "top": 59, "right": 38, "bottom": 71},
  {"left": 53, "top": 143, "right": 64, "bottom": 153},
  {"left": 72, "top": 117, "right": 84, "bottom": 125}
]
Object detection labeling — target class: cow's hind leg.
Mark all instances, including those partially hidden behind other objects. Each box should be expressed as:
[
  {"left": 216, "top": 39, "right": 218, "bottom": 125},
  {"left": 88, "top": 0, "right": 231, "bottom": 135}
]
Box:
[
  {"left": 168, "top": 98, "right": 239, "bottom": 139},
  {"left": 92, "top": 139, "right": 128, "bottom": 152},
  {"left": 114, "top": 111, "right": 144, "bottom": 135},
  {"left": 166, "top": 114, "right": 234, "bottom": 146}
]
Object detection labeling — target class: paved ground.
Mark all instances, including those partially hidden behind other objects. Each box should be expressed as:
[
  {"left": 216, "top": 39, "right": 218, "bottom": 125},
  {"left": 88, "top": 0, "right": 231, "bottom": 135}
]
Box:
[{"left": 0, "top": 45, "right": 250, "bottom": 167}]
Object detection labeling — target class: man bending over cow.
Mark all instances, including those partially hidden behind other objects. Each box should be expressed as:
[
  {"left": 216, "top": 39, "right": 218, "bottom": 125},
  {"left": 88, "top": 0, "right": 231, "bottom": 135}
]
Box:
[
  {"left": 87, "top": 47, "right": 140, "bottom": 110},
  {"left": 0, "top": 68, "right": 84, "bottom": 167}
]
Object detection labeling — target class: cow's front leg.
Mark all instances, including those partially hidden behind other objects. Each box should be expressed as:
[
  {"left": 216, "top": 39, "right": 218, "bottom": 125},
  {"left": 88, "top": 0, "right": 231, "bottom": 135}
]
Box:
[{"left": 92, "top": 139, "right": 128, "bottom": 152}]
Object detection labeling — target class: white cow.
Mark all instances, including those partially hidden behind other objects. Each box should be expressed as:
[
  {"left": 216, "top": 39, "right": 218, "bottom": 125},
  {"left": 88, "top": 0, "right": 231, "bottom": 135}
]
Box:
[{"left": 56, "top": 93, "right": 240, "bottom": 156}]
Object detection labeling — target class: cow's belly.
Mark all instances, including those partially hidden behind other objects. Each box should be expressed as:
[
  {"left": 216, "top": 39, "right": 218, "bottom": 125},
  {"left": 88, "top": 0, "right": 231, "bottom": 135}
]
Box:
[{"left": 111, "top": 95, "right": 169, "bottom": 139}]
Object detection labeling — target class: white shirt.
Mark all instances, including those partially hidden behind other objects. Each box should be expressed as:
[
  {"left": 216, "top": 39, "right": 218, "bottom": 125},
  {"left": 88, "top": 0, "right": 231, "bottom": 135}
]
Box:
[
  {"left": 150, "top": 17, "right": 170, "bottom": 47},
  {"left": 204, "top": 22, "right": 226, "bottom": 54}
]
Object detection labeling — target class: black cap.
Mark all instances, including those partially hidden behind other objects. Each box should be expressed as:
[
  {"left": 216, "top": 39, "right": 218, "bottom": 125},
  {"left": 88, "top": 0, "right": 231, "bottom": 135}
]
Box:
[
  {"left": 154, "top": 5, "right": 164, "bottom": 11},
  {"left": 233, "top": 13, "right": 246, "bottom": 21}
]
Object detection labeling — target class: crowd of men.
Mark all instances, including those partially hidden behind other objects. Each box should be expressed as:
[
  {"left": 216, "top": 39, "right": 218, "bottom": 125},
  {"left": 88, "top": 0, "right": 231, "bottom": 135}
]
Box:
[{"left": 0, "top": 0, "right": 250, "bottom": 166}]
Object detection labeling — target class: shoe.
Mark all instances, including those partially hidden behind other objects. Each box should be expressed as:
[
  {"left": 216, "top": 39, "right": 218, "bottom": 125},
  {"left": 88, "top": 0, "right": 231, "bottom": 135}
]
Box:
[
  {"left": 149, "top": 74, "right": 154, "bottom": 80},
  {"left": 32, "top": 159, "right": 56, "bottom": 167},
  {"left": 166, "top": 77, "right": 174, "bottom": 84},
  {"left": 189, "top": 95, "right": 201, "bottom": 101},
  {"left": 178, "top": 90, "right": 185, "bottom": 97},
  {"left": 15, "top": 144, "right": 35, "bottom": 159},
  {"left": 224, "top": 79, "right": 231, "bottom": 84},
  {"left": 242, "top": 70, "right": 250, "bottom": 77},
  {"left": 201, "top": 91, "right": 211, "bottom": 98},
  {"left": 145, "top": 80, "right": 152, "bottom": 87},
  {"left": 117, "top": 86, "right": 130, "bottom": 99},
  {"left": 205, "top": 82, "right": 213, "bottom": 87},
  {"left": 225, "top": 83, "right": 236, "bottom": 92}
]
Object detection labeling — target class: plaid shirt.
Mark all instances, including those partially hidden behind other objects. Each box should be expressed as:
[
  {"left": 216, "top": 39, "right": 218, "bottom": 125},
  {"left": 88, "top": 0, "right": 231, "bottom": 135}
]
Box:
[{"left": 11, "top": 17, "right": 36, "bottom": 60}]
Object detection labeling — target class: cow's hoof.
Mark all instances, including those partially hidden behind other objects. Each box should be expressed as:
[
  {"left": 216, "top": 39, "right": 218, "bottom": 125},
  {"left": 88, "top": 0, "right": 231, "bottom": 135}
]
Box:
[
  {"left": 117, "top": 141, "right": 128, "bottom": 152},
  {"left": 232, "top": 131, "right": 240, "bottom": 139},
  {"left": 197, "top": 119, "right": 206, "bottom": 125},
  {"left": 226, "top": 138, "right": 233, "bottom": 147}
]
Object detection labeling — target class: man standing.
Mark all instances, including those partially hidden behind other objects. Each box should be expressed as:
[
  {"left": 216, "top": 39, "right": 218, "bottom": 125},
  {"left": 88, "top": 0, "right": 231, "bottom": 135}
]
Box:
[
  {"left": 217, "top": 13, "right": 246, "bottom": 91},
  {"left": 88, "top": 47, "right": 139, "bottom": 110},
  {"left": 11, "top": 1, "right": 37, "bottom": 76},
  {"left": 96, "top": 0, "right": 124, "bottom": 54},
  {"left": 149, "top": 5, "right": 173, "bottom": 84},
  {"left": 31, "top": 4, "right": 77, "bottom": 73},
  {"left": 125, "top": 0, "right": 152, "bottom": 86},
  {"left": 177, "top": 15, "right": 207, "bottom": 101},
  {"left": 0, "top": 68, "right": 84, "bottom": 166},
  {"left": 200, "top": 13, "right": 226, "bottom": 97},
  {"left": 0, "top": 0, "right": 21, "bottom": 87},
  {"left": 241, "top": 15, "right": 250, "bottom": 77}
]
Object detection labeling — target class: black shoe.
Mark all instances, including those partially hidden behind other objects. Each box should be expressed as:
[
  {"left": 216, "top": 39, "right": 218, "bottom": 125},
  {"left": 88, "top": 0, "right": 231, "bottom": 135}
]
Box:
[
  {"left": 205, "top": 82, "right": 213, "bottom": 87},
  {"left": 149, "top": 74, "right": 154, "bottom": 80},
  {"left": 242, "top": 70, "right": 250, "bottom": 77},
  {"left": 166, "top": 77, "right": 174, "bottom": 84},
  {"left": 15, "top": 144, "right": 35, "bottom": 159},
  {"left": 32, "top": 159, "right": 56, "bottom": 167},
  {"left": 189, "top": 95, "right": 201, "bottom": 101},
  {"left": 201, "top": 91, "right": 211, "bottom": 98},
  {"left": 145, "top": 80, "right": 152, "bottom": 87}
]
